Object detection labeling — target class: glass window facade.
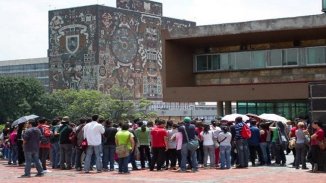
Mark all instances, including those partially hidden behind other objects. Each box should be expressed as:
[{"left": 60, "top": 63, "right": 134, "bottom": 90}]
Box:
[
  {"left": 236, "top": 100, "right": 308, "bottom": 120},
  {"left": 0, "top": 63, "right": 49, "bottom": 91},
  {"left": 194, "top": 46, "right": 325, "bottom": 72},
  {"left": 307, "top": 47, "right": 326, "bottom": 65}
]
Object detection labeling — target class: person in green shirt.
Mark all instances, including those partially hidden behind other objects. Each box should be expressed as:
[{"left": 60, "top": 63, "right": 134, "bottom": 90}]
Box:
[
  {"left": 115, "top": 123, "right": 134, "bottom": 174},
  {"left": 269, "top": 121, "right": 286, "bottom": 166},
  {"left": 135, "top": 121, "right": 151, "bottom": 169}
]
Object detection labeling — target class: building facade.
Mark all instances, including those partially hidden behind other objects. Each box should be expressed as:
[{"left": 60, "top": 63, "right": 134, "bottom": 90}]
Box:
[
  {"left": 48, "top": 0, "right": 195, "bottom": 100},
  {"left": 0, "top": 57, "right": 49, "bottom": 90},
  {"left": 163, "top": 14, "right": 326, "bottom": 120}
]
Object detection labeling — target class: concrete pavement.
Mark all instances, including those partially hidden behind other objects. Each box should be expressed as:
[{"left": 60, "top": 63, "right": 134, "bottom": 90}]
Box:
[{"left": 1, "top": 156, "right": 325, "bottom": 183}]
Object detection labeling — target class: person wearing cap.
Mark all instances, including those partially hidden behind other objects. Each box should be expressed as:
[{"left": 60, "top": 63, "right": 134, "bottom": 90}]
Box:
[
  {"left": 58, "top": 116, "right": 73, "bottom": 170},
  {"left": 178, "top": 117, "right": 198, "bottom": 172}
]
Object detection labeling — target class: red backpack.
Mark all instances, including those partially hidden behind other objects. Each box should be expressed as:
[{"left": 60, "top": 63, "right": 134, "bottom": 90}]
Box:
[{"left": 241, "top": 123, "right": 252, "bottom": 139}]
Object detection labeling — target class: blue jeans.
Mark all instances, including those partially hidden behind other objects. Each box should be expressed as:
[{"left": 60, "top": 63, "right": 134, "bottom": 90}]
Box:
[
  {"left": 220, "top": 145, "right": 231, "bottom": 169},
  {"left": 180, "top": 143, "right": 198, "bottom": 171},
  {"left": 9, "top": 144, "right": 18, "bottom": 164},
  {"left": 235, "top": 139, "right": 249, "bottom": 167},
  {"left": 84, "top": 145, "right": 102, "bottom": 172},
  {"left": 260, "top": 142, "right": 271, "bottom": 165},
  {"left": 24, "top": 151, "right": 43, "bottom": 176},
  {"left": 118, "top": 157, "right": 129, "bottom": 173},
  {"left": 102, "top": 145, "right": 116, "bottom": 170},
  {"left": 51, "top": 142, "right": 60, "bottom": 168},
  {"left": 4, "top": 146, "right": 10, "bottom": 160}
]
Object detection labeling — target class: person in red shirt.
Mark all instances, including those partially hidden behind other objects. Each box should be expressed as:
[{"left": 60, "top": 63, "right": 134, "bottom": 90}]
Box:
[
  {"left": 150, "top": 119, "right": 168, "bottom": 171},
  {"left": 288, "top": 121, "right": 297, "bottom": 165},
  {"left": 310, "top": 120, "right": 325, "bottom": 172},
  {"left": 38, "top": 118, "right": 52, "bottom": 173}
]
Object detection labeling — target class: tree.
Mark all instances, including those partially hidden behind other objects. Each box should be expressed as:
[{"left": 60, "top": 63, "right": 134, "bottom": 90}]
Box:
[
  {"left": 0, "top": 76, "right": 45, "bottom": 122},
  {"left": 48, "top": 89, "right": 105, "bottom": 122},
  {"left": 109, "top": 86, "right": 134, "bottom": 123}
]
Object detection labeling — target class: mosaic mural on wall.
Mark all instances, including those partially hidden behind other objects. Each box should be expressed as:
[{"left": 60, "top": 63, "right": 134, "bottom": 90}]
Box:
[
  {"left": 116, "top": 0, "right": 163, "bottom": 16},
  {"left": 49, "top": 6, "right": 98, "bottom": 90},
  {"left": 49, "top": 3, "right": 195, "bottom": 99}
]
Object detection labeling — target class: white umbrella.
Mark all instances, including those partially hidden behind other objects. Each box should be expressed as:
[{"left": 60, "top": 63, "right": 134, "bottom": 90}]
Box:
[
  {"left": 12, "top": 114, "right": 39, "bottom": 127},
  {"left": 221, "top": 113, "right": 249, "bottom": 122},
  {"left": 258, "top": 113, "right": 287, "bottom": 123}
]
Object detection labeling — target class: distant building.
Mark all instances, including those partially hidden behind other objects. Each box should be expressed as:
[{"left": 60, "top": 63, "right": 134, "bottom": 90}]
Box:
[
  {"left": 48, "top": 0, "right": 195, "bottom": 100},
  {"left": 0, "top": 57, "right": 49, "bottom": 90},
  {"left": 163, "top": 14, "right": 326, "bottom": 120}
]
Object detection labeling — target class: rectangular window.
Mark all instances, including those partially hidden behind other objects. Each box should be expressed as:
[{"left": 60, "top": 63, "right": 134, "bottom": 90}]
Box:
[
  {"left": 251, "top": 51, "right": 265, "bottom": 69},
  {"left": 220, "top": 53, "right": 229, "bottom": 70},
  {"left": 285, "top": 49, "right": 298, "bottom": 66},
  {"left": 207, "top": 55, "right": 220, "bottom": 71},
  {"left": 236, "top": 52, "right": 251, "bottom": 69},
  {"left": 268, "top": 49, "right": 283, "bottom": 67},
  {"left": 307, "top": 47, "right": 326, "bottom": 65},
  {"left": 196, "top": 55, "right": 207, "bottom": 71}
]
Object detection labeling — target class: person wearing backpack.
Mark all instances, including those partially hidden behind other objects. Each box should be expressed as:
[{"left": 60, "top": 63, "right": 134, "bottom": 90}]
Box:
[
  {"left": 58, "top": 116, "right": 73, "bottom": 170},
  {"left": 50, "top": 119, "right": 60, "bottom": 169},
  {"left": 38, "top": 118, "right": 52, "bottom": 173},
  {"left": 234, "top": 117, "right": 249, "bottom": 168},
  {"left": 74, "top": 118, "right": 86, "bottom": 171}
]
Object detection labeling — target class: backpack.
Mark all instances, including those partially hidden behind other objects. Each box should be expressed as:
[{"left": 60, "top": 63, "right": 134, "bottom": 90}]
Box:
[
  {"left": 241, "top": 123, "right": 252, "bottom": 139},
  {"left": 39, "top": 127, "right": 50, "bottom": 144}
]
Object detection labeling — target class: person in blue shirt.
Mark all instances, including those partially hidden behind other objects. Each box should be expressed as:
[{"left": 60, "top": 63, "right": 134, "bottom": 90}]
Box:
[
  {"left": 234, "top": 117, "right": 249, "bottom": 168},
  {"left": 248, "top": 120, "right": 263, "bottom": 166}
]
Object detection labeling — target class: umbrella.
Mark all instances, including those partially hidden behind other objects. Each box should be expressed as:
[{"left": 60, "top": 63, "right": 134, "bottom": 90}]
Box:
[
  {"left": 258, "top": 113, "right": 287, "bottom": 123},
  {"left": 246, "top": 113, "right": 261, "bottom": 122},
  {"left": 221, "top": 113, "right": 249, "bottom": 122},
  {"left": 12, "top": 114, "right": 39, "bottom": 127}
]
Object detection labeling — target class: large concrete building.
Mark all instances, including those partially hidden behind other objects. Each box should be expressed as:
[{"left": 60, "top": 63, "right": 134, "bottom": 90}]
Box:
[
  {"left": 163, "top": 14, "right": 326, "bottom": 120},
  {"left": 0, "top": 57, "right": 49, "bottom": 90},
  {"left": 48, "top": 0, "right": 195, "bottom": 100}
]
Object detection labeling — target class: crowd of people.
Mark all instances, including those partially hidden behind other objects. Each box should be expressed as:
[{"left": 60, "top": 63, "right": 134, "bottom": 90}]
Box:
[{"left": 0, "top": 114, "right": 325, "bottom": 178}]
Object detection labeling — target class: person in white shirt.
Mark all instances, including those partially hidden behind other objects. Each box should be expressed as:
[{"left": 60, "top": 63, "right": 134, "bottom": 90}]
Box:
[
  {"left": 218, "top": 126, "right": 232, "bottom": 169},
  {"left": 83, "top": 115, "right": 105, "bottom": 173},
  {"left": 200, "top": 124, "right": 215, "bottom": 168},
  {"left": 211, "top": 120, "right": 222, "bottom": 167}
]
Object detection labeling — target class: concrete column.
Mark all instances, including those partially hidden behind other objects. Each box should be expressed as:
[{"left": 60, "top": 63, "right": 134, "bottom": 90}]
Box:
[
  {"left": 225, "top": 101, "right": 232, "bottom": 115},
  {"left": 217, "top": 101, "right": 224, "bottom": 117}
]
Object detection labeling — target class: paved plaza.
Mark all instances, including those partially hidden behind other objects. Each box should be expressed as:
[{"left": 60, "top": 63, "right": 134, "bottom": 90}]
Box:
[{"left": 1, "top": 154, "right": 326, "bottom": 183}]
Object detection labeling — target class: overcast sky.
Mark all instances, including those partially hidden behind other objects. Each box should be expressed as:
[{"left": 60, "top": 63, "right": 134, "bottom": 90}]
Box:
[{"left": 0, "top": 0, "right": 323, "bottom": 61}]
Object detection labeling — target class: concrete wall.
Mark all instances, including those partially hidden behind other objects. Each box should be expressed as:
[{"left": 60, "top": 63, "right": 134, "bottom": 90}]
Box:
[
  {"left": 48, "top": 4, "right": 195, "bottom": 99},
  {"left": 196, "top": 67, "right": 326, "bottom": 86}
]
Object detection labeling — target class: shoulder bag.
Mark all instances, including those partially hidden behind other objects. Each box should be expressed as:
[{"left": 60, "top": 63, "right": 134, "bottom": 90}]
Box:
[
  {"left": 184, "top": 126, "right": 199, "bottom": 151},
  {"left": 116, "top": 133, "right": 131, "bottom": 158}
]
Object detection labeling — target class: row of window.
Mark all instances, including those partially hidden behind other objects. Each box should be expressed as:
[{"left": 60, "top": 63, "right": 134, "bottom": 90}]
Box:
[
  {"left": 237, "top": 101, "right": 308, "bottom": 120},
  {"left": 195, "top": 46, "right": 326, "bottom": 72},
  {"left": 0, "top": 63, "right": 48, "bottom": 72},
  {"left": 0, "top": 71, "right": 49, "bottom": 78}
]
